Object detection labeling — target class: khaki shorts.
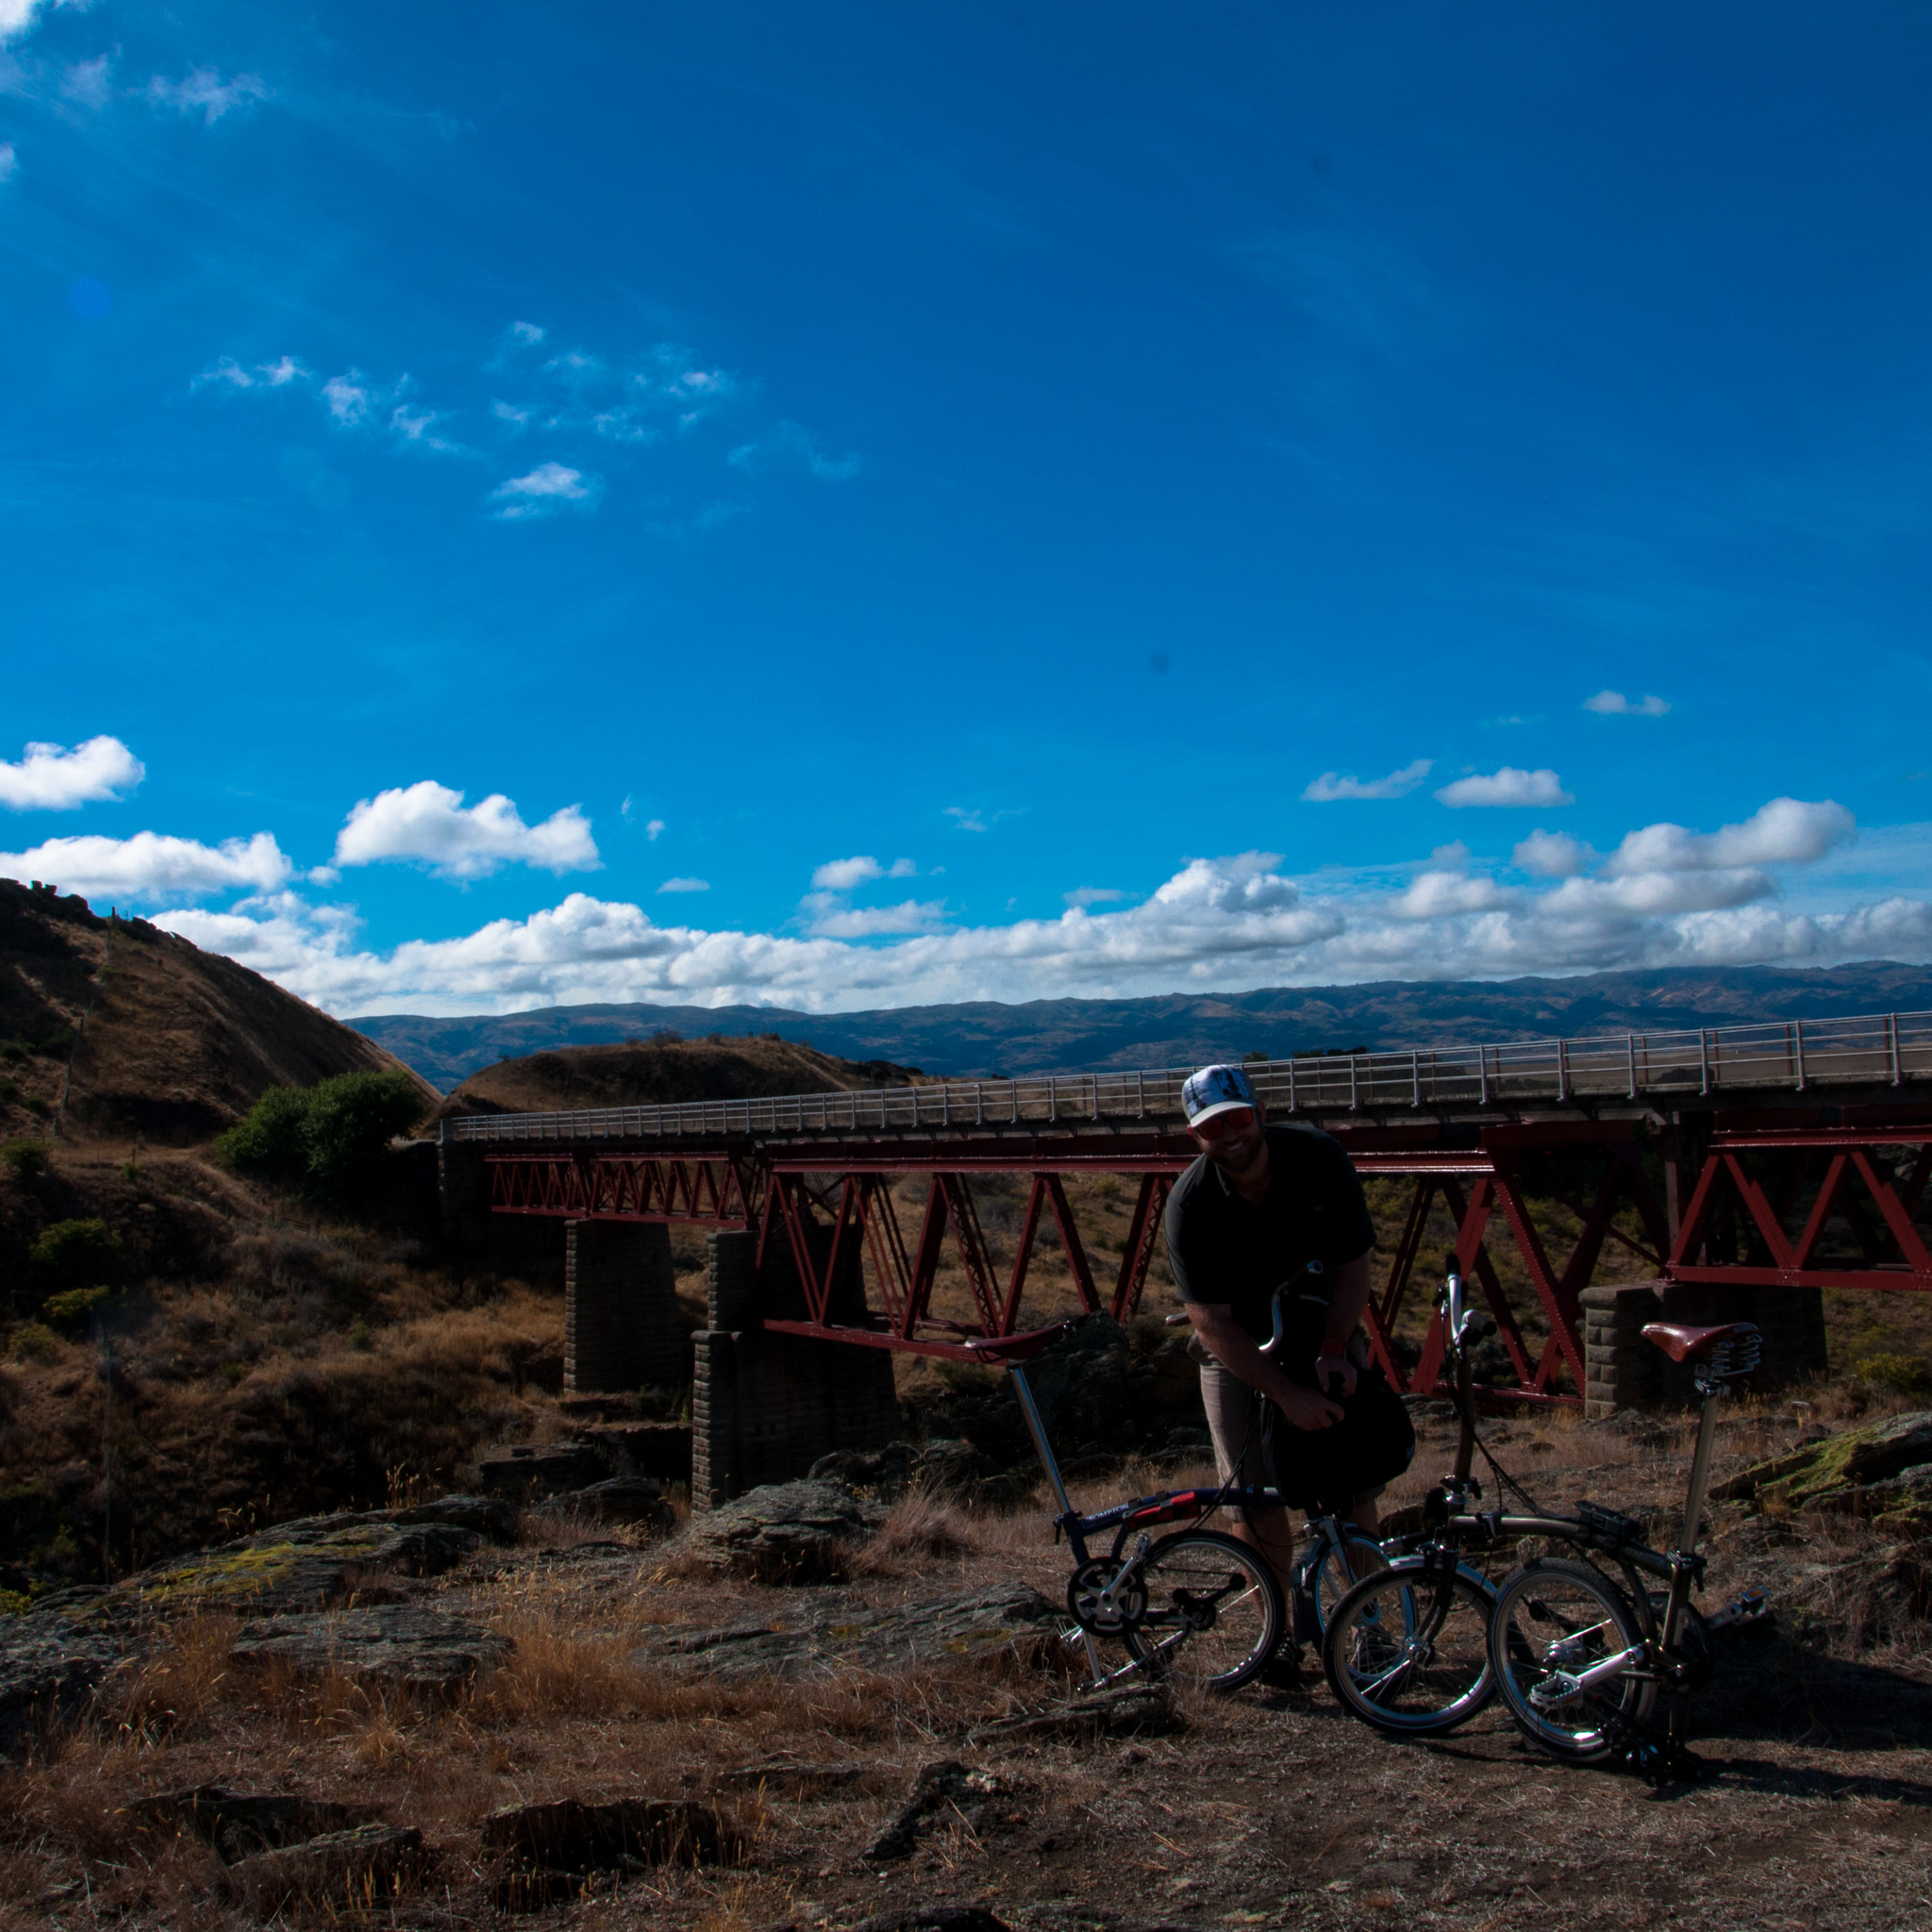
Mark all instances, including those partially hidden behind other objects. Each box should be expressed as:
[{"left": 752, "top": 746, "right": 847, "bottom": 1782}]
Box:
[{"left": 1191, "top": 1334, "right": 1388, "bottom": 1519}]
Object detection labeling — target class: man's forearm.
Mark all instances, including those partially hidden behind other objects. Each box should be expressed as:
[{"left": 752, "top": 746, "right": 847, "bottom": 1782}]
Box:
[{"left": 1186, "top": 1303, "right": 1301, "bottom": 1407}]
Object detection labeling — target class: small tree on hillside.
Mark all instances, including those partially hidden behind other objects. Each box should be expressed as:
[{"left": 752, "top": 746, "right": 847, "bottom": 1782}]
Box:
[{"left": 215, "top": 1070, "right": 425, "bottom": 1208}]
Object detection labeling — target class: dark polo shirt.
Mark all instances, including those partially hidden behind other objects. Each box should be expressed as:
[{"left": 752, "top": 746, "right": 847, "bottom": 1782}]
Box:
[{"left": 1163, "top": 1123, "right": 1375, "bottom": 1344}]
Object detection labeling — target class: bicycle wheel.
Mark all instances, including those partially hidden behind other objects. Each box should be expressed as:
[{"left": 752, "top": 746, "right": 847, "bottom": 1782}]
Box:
[
  {"left": 1123, "top": 1530, "right": 1285, "bottom": 1692},
  {"left": 1304, "top": 1532, "right": 1391, "bottom": 1636},
  {"left": 1322, "top": 1558, "right": 1495, "bottom": 1735},
  {"left": 1488, "top": 1557, "right": 1655, "bottom": 1762}
]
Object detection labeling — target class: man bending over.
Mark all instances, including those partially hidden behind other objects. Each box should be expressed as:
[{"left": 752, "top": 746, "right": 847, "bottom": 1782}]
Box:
[{"left": 1163, "top": 1062, "right": 1382, "bottom": 1614}]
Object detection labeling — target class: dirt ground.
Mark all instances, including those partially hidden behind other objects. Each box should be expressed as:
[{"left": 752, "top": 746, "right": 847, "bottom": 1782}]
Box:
[{"left": 4, "top": 1402, "right": 1931, "bottom": 1930}]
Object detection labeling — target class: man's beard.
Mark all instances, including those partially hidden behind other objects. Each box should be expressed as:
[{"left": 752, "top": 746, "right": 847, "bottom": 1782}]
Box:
[{"left": 1207, "top": 1128, "right": 1264, "bottom": 1172}]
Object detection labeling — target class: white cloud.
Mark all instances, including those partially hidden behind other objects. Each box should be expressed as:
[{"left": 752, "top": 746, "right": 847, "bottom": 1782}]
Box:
[
  {"left": 658, "top": 876, "right": 709, "bottom": 893},
  {"left": 807, "top": 899, "right": 949, "bottom": 938},
  {"left": 811, "top": 855, "right": 885, "bottom": 891},
  {"left": 192, "top": 354, "right": 310, "bottom": 392},
  {"left": 133, "top": 791, "right": 1932, "bottom": 1018},
  {"left": 146, "top": 68, "right": 268, "bottom": 125},
  {"left": 1605, "top": 797, "right": 1854, "bottom": 876},
  {"left": 333, "top": 781, "right": 599, "bottom": 880},
  {"left": 489, "top": 462, "right": 600, "bottom": 520},
  {"left": 0, "top": 830, "right": 291, "bottom": 901},
  {"left": 1393, "top": 871, "right": 1522, "bottom": 919},
  {"left": 508, "top": 321, "right": 545, "bottom": 346},
  {"left": 58, "top": 51, "right": 108, "bottom": 106},
  {"left": 1302, "top": 758, "right": 1432, "bottom": 802},
  {"left": 322, "top": 372, "right": 374, "bottom": 425},
  {"left": 1064, "top": 887, "right": 1127, "bottom": 908},
  {"left": 1513, "top": 829, "right": 1595, "bottom": 878},
  {"left": 1436, "top": 767, "right": 1574, "bottom": 808},
  {"left": 0, "top": 142, "right": 15, "bottom": 184},
  {"left": 727, "top": 420, "right": 861, "bottom": 480},
  {"left": 943, "top": 805, "right": 1028, "bottom": 834},
  {"left": 646, "top": 819, "right": 665, "bottom": 841},
  {"left": 1585, "top": 690, "right": 1671, "bottom": 717},
  {"left": 809, "top": 855, "right": 918, "bottom": 891},
  {"left": 0, "top": 735, "right": 144, "bottom": 810},
  {"left": 0, "top": 0, "right": 75, "bottom": 46}
]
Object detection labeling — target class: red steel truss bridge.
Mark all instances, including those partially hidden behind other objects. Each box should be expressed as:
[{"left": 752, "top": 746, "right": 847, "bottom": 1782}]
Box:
[{"left": 449, "top": 1009, "right": 1932, "bottom": 1407}]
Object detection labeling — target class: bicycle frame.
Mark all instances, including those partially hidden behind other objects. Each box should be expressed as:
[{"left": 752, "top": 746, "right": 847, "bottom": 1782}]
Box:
[
  {"left": 1399, "top": 1275, "right": 1766, "bottom": 1768},
  {"left": 1005, "top": 1297, "right": 1381, "bottom": 1689},
  {"left": 1008, "top": 1349, "right": 1291, "bottom": 1683}
]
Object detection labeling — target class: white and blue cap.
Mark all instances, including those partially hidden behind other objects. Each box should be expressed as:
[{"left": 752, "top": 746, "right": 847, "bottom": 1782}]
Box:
[{"left": 1181, "top": 1062, "right": 1257, "bottom": 1128}]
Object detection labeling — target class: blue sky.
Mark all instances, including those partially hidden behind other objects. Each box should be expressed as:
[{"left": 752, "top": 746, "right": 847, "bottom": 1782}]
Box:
[{"left": 6, "top": 1, "right": 1932, "bottom": 1015}]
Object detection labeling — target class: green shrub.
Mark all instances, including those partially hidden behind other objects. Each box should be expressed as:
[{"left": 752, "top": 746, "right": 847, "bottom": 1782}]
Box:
[
  {"left": 23, "top": 1096, "right": 48, "bottom": 1119},
  {"left": 41, "top": 1285, "right": 109, "bottom": 1330},
  {"left": 214, "top": 1071, "right": 425, "bottom": 1207},
  {"left": 7, "top": 1322, "right": 60, "bottom": 1364},
  {"left": 1, "top": 1140, "right": 48, "bottom": 1176},
  {"left": 212, "top": 1084, "right": 312, "bottom": 1189},
  {"left": 30, "top": 1218, "right": 125, "bottom": 1293},
  {"left": 1856, "top": 1352, "right": 1932, "bottom": 1395},
  {"left": 0, "top": 1588, "right": 29, "bottom": 1618}
]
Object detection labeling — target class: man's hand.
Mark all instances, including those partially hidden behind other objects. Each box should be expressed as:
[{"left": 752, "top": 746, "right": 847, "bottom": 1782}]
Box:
[
  {"left": 1277, "top": 1384, "right": 1345, "bottom": 1431},
  {"left": 1313, "top": 1349, "right": 1357, "bottom": 1399}
]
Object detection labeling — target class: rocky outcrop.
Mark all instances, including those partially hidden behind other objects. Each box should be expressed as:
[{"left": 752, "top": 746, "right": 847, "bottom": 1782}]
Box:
[
  {"left": 482, "top": 1796, "right": 739, "bottom": 1909},
  {"left": 230, "top": 1822, "right": 424, "bottom": 1913},
  {"left": 678, "top": 1476, "right": 890, "bottom": 1581},
  {"left": 864, "top": 1760, "right": 1014, "bottom": 1863},
  {"left": 127, "top": 1784, "right": 375, "bottom": 1862},
  {"left": 0, "top": 1599, "right": 133, "bottom": 1754},
  {"left": 137, "top": 1499, "right": 504, "bottom": 1616},
  {"left": 229, "top": 1604, "right": 509, "bottom": 1689},
  {"left": 548, "top": 1476, "right": 676, "bottom": 1534},
  {"left": 1718, "top": 1410, "right": 1932, "bottom": 1528},
  {"left": 969, "top": 1683, "right": 1177, "bottom": 1744},
  {"left": 636, "top": 1580, "right": 1062, "bottom": 1682},
  {"left": 477, "top": 1441, "right": 610, "bottom": 1501}
]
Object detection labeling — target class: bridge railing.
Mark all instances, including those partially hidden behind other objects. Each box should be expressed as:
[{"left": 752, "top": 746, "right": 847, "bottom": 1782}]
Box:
[{"left": 444, "top": 1008, "right": 1932, "bottom": 1144}]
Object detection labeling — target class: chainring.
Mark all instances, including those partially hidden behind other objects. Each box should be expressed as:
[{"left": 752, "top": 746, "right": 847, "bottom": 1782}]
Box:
[{"left": 1067, "top": 1557, "right": 1148, "bottom": 1634}]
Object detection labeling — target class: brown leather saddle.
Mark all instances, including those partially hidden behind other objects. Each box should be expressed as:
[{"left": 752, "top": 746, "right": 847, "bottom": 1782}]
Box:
[{"left": 1641, "top": 1321, "right": 1750, "bottom": 1364}]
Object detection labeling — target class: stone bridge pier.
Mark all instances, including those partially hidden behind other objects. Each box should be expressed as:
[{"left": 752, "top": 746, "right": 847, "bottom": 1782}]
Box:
[
  {"left": 1581, "top": 1280, "right": 1828, "bottom": 1417},
  {"left": 691, "top": 1230, "right": 902, "bottom": 1508}
]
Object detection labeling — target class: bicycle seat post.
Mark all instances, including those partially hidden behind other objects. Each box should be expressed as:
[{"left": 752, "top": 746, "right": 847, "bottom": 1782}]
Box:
[
  {"left": 1007, "top": 1362, "right": 1076, "bottom": 1519},
  {"left": 1675, "top": 1364, "right": 1731, "bottom": 1560},
  {"left": 1641, "top": 1323, "right": 1763, "bottom": 1558}
]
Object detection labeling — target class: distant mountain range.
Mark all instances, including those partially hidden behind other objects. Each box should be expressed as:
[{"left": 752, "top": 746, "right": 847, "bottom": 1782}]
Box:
[{"left": 348, "top": 961, "right": 1932, "bottom": 1091}]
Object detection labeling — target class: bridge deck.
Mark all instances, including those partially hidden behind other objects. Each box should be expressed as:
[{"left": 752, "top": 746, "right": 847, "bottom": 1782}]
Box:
[{"left": 445, "top": 1008, "right": 1932, "bottom": 1145}]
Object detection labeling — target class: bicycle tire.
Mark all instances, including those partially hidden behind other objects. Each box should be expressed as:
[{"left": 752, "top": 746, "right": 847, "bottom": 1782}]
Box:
[
  {"left": 1305, "top": 1532, "right": 1391, "bottom": 1636},
  {"left": 1322, "top": 1558, "right": 1495, "bottom": 1735},
  {"left": 1122, "top": 1529, "right": 1285, "bottom": 1692},
  {"left": 1488, "top": 1557, "right": 1655, "bottom": 1761}
]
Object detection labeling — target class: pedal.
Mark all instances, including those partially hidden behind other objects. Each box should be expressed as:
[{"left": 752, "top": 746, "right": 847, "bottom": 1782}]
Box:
[
  {"left": 1529, "top": 1668, "right": 1585, "bottom": 1711},
  {"left": 1702, "top": 1587, "right": 1771, "bottom": 1635}
]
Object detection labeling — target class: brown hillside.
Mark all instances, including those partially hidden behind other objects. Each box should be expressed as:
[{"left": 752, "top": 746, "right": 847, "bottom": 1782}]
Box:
[
  {"left": 436, "top": 1032, "right": 927, "bottom": 1124},
  {"left": 0, "top": 875, "right": 435, "bottom": 1144}
]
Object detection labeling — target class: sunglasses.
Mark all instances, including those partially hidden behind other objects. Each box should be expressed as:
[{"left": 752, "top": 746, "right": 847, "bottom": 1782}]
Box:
[{"left": 1192, "top": 1106, "right": 1257, "bottom": 1138}]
